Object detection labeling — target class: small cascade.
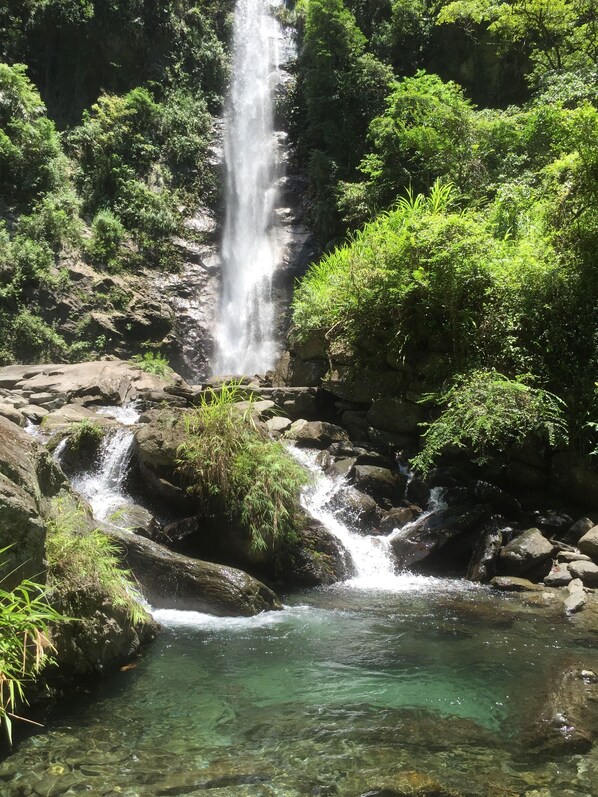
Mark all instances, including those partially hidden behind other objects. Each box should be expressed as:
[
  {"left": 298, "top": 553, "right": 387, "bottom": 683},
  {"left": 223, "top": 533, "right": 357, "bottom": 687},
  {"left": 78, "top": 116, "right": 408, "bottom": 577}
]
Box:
[
  {"left": 72, "top": 428, "right": 136, "bottom": 522},
  {"left": 213, "top": 0, "right": 284, "bottom": 375},
  {"left": 293, "top": 448, "right": 447, "bottom": 591}
]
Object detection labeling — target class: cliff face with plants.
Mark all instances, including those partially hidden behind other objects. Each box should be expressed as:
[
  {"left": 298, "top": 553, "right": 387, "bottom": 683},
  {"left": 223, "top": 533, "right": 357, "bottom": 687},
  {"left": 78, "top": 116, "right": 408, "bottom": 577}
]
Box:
[{"left": 282, "top": 0, "right": 598, "bottom": 501}]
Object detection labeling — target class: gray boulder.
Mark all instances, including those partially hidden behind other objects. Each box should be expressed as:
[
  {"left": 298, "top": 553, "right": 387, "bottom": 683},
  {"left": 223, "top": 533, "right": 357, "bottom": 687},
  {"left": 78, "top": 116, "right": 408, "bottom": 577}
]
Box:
[
  {"left": 565, "top": 517, "right": 595, "bottom": 545},
  {"left": 544, "top": 563, "right": 573, "bottom": 587},
  {"left": 349, "top": 465, "right": 407, "bottom": 506},
  {"left": 105, "top": 527, "right": 282, "bottom": 616},
  {"left": 466, "top": 518, "right": 505, "bottom": 583},
  {"left": 569, "top": 560, "right": 598, "bottom": 586},
  {"left": 578, "top": 525, "right": 598, "bottom": 561},
  {"left": 390, "top": 504, "right": 490, "bottom": 571},
  {"left": 287, "top": 419, "right": 350, "bottom": 449},
  {"left": 498, "top": 528, "right": 555, "bottom": 578}
]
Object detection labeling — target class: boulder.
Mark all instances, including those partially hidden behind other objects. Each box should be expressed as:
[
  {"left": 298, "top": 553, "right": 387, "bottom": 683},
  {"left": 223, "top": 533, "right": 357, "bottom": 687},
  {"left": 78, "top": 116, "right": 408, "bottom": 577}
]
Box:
[
  {"left": 565, "top": 517, "right": 595, "bottom": 545},
  {"left": 104, "top": 527, "right": 282, "bottom": 616},
  {"left": 406, "top": 477, "right": 430, "bottom": 508},
  {"left": 490, "top": 576, "right": 545, "bottom": 592},
  {"left": 557, "top": 550, "right": 591, "bottom": 563},
  {"left": 565, "top": 579, "right": 587, "bottom": 614},
  {"left": 265, "top": 416, "right": 292, "bottom": 435},
  {"left": 568, "top": 560, "right": 598, "bottom": 586},
  {"left": 133, "top": 411, "right": 192, "bottom": 509},
  {"left": 0, "top": 417, "right": 67, "bottom": 588},
  {"left": 349, "top": 465, "right": 408, "bottom": 506},
  {"left": 287, "top": 419, "right": 349, "bottom": 449},
  {"left": 578, "top": 525, "right": 598, "bottom": 561},
  {"left": 497, "top": 528, "right": 555, "bottom": 578},
  {"left": 276, "top": 516, "right": 353, "bottom": 587},
  {"left": 544, "top": 563, "right": 573, "bottom": 587},
  {"left": 466, "top": 518, "right": 505, "bottom": 583},
  {"left": 520, "top": 666, "right": 598, "bottom": 755},
  {"left": 390, "top": 504, "right": 490, "bottom": 571},
  {"left": 330, "top": 488, "right": 380, "bottom": 535},
  {"left": 0, "top": 360, "right": 189, "bottom": 407},
  {"left": 378, "top": 507, "right": 417, "bottom": 536},
  {"left": 366, "top": 397, "right": 424, "bottom": 436}
]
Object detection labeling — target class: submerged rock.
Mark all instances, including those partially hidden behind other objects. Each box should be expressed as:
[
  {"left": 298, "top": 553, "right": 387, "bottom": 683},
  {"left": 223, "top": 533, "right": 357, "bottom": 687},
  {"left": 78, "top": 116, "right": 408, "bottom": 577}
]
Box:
[
  {"left": 520, "top": 666, "right": 598, "bottom": 756},
  {"left": 105, "top": 527, "right": 282, "bottom": 616}
]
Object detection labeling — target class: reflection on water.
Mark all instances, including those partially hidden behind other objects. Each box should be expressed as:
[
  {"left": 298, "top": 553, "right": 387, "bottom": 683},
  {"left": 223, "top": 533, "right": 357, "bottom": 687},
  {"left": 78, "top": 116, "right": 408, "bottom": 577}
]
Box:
[{"left": 2, "top": 583, "right": 598, "bottom": 796}]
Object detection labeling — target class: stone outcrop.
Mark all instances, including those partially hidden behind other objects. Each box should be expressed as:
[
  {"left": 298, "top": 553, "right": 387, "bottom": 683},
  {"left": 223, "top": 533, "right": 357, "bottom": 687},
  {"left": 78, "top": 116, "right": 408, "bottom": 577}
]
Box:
[
  {"left": 497, "top": 528, "right": 555, "bottom": 579},
  {"left": 0, "top": 417, "right": 66, "bottom": 589},
  {"left": 104, "top": 527, "right": 282, "bottom": 616}
]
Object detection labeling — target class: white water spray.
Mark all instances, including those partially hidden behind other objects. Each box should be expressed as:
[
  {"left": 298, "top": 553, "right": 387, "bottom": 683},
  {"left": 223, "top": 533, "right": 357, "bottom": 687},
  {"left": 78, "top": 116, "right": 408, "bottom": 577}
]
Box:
[
  {"left": 62, "top": 406, "right": 141, "bottom": 522},
  {"left": 213, "top": 0, "right": 283, "bottom": 375},
  {"left": 292, "top": 448, "right": 447, "bottom": 592}
]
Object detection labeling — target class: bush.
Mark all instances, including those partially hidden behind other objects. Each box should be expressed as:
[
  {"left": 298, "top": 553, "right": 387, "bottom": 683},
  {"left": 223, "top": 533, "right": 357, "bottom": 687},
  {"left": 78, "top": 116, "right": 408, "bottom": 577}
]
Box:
[
  {"left": 178, "top": 384, "right": 309, "bottom": 552},
  {"left": 87, "top": 209, "right": 125, "bottom": 269},
  {"left": 131, "top": 351, "right": 173, "bottom": 378},
  {"left": 411, "top": 370, "right": 569, "bottom": 474}
]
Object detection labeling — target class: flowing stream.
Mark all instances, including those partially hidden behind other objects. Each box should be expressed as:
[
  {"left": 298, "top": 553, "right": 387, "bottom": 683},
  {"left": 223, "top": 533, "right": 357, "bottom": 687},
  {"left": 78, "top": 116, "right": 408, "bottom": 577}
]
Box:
[{"left": 213, "top": 0, "right": 284, "bottom": 375}]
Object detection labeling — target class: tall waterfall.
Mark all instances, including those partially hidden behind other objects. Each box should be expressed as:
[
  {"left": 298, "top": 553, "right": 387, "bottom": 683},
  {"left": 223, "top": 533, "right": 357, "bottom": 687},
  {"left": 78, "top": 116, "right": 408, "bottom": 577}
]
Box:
[{"left": 214, "top": 0, "right": 282, "bottom": 375}]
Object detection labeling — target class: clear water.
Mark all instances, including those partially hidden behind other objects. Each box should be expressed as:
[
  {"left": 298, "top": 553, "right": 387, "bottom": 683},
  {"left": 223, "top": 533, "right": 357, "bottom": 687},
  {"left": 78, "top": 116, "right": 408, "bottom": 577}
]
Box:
[{"left": 3, "top": 584, "right": 598, "bottom": 796}]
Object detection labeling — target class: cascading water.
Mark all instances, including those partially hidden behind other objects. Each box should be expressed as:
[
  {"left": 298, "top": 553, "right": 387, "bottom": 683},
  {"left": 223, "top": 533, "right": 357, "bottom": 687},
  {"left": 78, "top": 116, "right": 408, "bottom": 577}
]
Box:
[
  {"left": 66, "top": 405, "right": 141, "bottom": 523},
  {"left": 292, "top": 447, "right": 447, "bottom": 591},
  {"left": 213, "top": 0, "right": 283, "bottom": 375}
]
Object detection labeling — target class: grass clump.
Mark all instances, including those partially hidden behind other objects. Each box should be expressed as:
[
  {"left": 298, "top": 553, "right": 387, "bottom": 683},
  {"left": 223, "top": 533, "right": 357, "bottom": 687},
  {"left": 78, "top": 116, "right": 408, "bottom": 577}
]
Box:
[
  {"left": 0, "top": 550, "right": 66, "bottom": 744},
  {"left": 411, "top": 370, "right": 569, "bottom": 474},
  {"left": 131, "top": 351, "right": 173, "bottom": 379},
  {"left": 67, "top": 419, "right": 104, "bottom": 451},
  {"left": 45, "top": 498, "right": 148, "bottom": 626},
  {"left": 178, "top": 383, "right": 309, "bottom": 552}
]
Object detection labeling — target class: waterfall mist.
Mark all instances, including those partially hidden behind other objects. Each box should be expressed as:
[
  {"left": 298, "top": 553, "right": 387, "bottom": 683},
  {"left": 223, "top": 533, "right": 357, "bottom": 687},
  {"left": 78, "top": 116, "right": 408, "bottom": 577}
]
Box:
[{"left": 213, "top": 0, "right": 282, "bottom": 376}]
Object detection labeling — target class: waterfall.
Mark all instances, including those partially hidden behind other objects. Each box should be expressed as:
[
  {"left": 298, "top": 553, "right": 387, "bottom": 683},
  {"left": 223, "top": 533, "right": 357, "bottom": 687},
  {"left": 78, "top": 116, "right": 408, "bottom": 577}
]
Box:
[
  {"left": 292, "top": 448, "right": 447, "bottom": 591},
  {"left": 72, "top": 428, "right": 136, "bottom": 522},
  {"left": 213, "top": 0, "right": 283, "bottom": 375}
]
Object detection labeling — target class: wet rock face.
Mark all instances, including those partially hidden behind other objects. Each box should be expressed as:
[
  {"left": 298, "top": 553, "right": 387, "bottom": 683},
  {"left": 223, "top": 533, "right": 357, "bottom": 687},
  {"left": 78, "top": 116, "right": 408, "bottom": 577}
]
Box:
[
  {"left": 390, "top": 504, "right": 490, "bottom": 572},
  {"left": 349, "top": 465, "right": 408, "bottom": 507},
  {"left": 105, "top": 526, "right": 282, "bottom": 617},
  {"left": 277, "top": 515, "right": 354, "bottom": 587},
  {"left": 0, "top": 416, "right": 66, "bottom": 589}
]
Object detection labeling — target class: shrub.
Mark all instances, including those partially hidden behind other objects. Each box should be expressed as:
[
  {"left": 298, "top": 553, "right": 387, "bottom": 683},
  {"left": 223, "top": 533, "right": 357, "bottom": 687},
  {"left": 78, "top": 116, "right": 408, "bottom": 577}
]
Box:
[
  {"left": 131, "top": 351, "right": 173, "bottom": 378},
  {"left": 411, "top": 370, "right": 569, "bottom": 474},
  {"left": 87, "top": 209, "right": 125, "bottom": 269},
  {"left": 178, "top": 384, "right": 309, "bottom": 552}
]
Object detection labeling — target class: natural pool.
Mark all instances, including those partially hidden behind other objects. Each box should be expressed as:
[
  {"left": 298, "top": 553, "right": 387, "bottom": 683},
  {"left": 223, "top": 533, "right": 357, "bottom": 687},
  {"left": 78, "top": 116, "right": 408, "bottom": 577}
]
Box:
[{"left": 2, "top": 578, "right": 598, "bottom": 797}]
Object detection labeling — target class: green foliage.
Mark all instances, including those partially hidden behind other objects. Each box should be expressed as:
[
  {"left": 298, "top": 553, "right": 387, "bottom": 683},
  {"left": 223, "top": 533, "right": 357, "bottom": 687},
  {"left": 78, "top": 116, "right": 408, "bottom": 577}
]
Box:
[
  {"left": 67, "top": 419, "right": 104, "bottom": 451},
  {"left": 0, "top": 550, "right": 66, "bottom": 744},
  {"left": 87, "top": 209, "right": 125, "bottom": 270},
  {"left": 0, "top": 63, "right": 64, "bottom": 208},
  {"left": 411, "top": 370, "right": 569, "bottom": 473},
  {"left": 178, "top": 384, "right": 309, "bottom": 553},
  {"left": 131, "top": 351, "right": 173, "bottom": 379},
  {"left": 339, "top": 71, "right": 479, "bottom": 222},
  {"left": 46, "top": 498, "right": 148, "bottom": 625},
  {"left": 438, "top": 0, "right": 598, "bottom": 83}
]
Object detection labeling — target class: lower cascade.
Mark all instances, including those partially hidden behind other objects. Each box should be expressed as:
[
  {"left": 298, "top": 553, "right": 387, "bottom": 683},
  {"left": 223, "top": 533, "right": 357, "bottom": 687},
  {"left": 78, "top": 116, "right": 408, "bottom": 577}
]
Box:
[{"left": 292, "top": 447, "right": 447, "bottom": 590}]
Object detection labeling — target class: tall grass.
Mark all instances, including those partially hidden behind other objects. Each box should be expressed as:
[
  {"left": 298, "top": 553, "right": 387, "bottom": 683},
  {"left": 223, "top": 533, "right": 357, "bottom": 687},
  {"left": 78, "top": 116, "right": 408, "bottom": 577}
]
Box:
[
  {"left": 0, "top": 550, "right": 65, "bottom": 744},
  {"left": 46, "top": 498, "right": 149, "bottom": 625},
  {"left": 178, "top": 383, "right": 309, "bottom": 552}
]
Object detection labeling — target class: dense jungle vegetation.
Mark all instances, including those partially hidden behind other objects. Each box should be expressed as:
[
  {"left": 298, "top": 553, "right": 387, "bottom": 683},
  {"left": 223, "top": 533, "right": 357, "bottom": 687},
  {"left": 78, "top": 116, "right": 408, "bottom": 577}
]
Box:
[
  {"left": 0, "top": 0, "right": 234, "bottom": 364},
  {"left": 290, "top": 0, "right": 598, "bottom": 457}
]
